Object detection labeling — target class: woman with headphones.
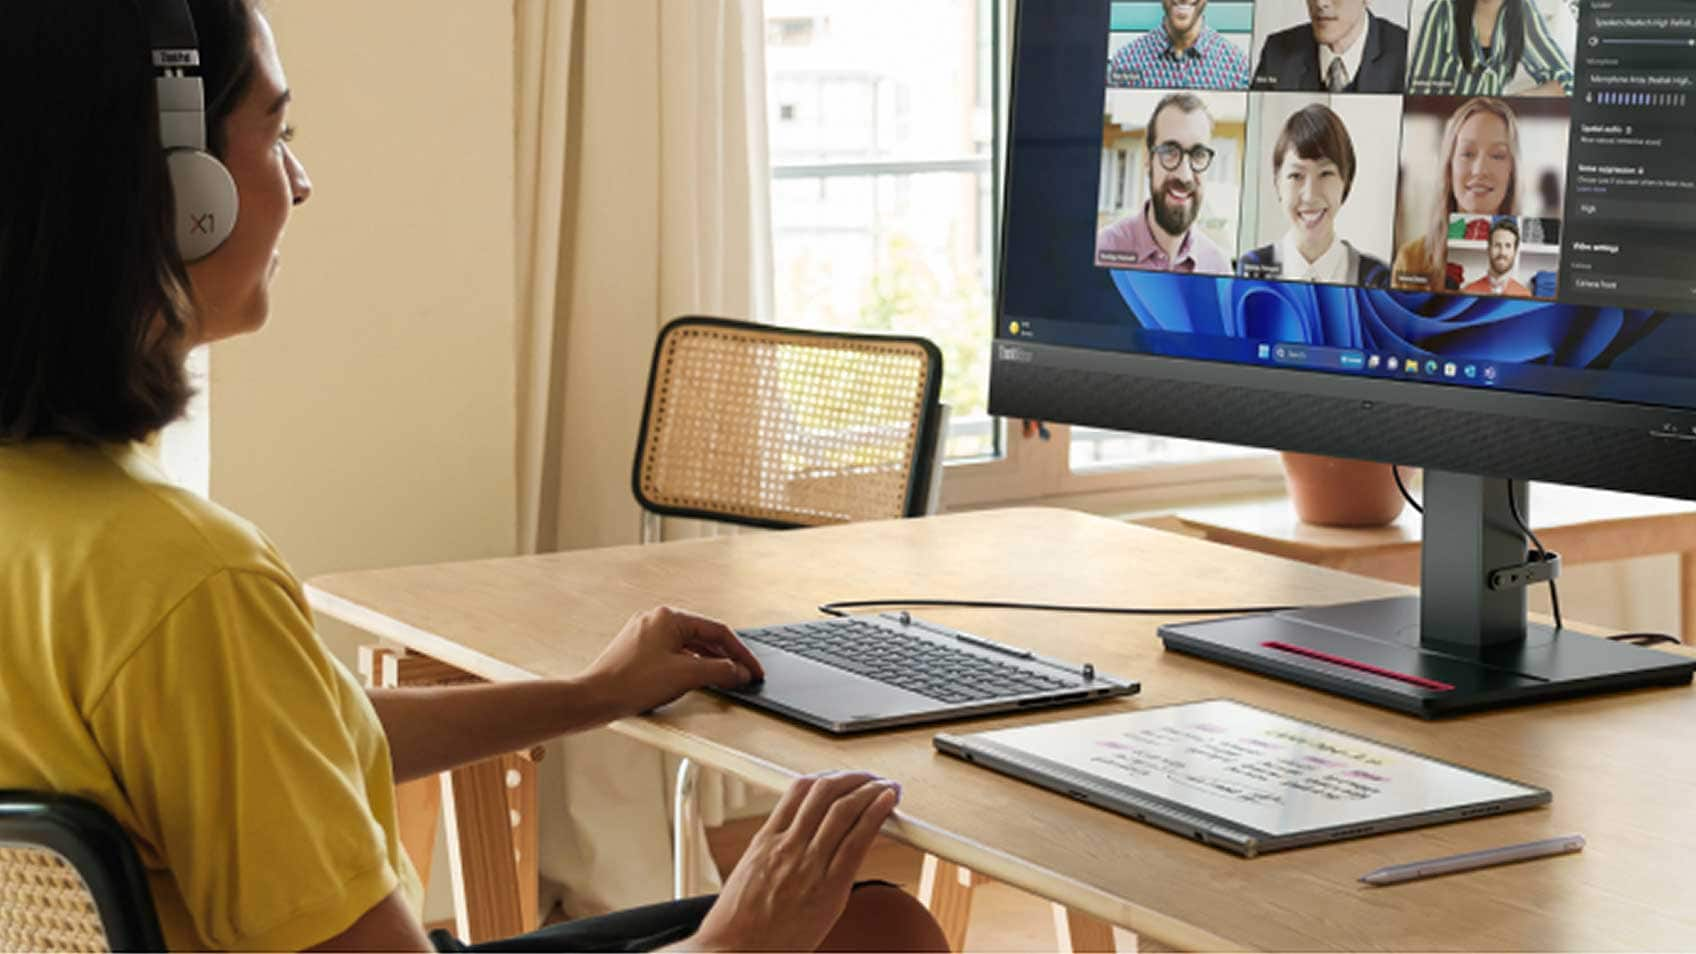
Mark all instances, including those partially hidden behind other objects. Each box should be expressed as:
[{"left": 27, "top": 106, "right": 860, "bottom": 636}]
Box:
[{"left": 0, "top": 3, "right": 946, "bottom": 952}]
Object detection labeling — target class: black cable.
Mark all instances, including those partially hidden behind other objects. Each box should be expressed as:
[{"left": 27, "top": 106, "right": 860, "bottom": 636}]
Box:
[
  {"left": 1504, "top": 483, "right": 1562, "bottom": 633},
  {"left": 1607, "top": 633, "right": 1683, "bottom": 647},
  {"left": 818, "top": 597, "right": 1299, "bottom": 618},
  {"left": 1392, "top": 465, "right": 1423, "bottom": 514}
]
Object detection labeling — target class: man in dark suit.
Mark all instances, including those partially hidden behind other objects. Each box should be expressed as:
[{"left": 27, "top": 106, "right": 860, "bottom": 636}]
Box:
[{"left": 1251, "top": 0, "right": 1409, "bottom": 93}]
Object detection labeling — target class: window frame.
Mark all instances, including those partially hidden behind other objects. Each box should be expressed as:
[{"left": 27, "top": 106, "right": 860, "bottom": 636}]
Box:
[
  {"left": 766, "top": 0, "right": 1285, "bottom": 516},
  {"left": 940, "top": 424, "right": 1284, "bottom": 512}
]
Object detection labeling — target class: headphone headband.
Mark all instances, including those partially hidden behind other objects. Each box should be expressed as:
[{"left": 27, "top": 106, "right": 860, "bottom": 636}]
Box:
[
  {"left": 150, "top": 0, "right": 207, "bottom": 151},
  {"left": 146, "top": 0, "right": 240, "bottom": 262},
  {"left": 148, "top": 0, "right": 200, "bottom": 61}
]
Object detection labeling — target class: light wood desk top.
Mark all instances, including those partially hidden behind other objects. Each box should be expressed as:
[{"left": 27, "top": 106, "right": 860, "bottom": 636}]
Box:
[{"left": 307, "top": 508, "right": 1696, "bottom": 951}]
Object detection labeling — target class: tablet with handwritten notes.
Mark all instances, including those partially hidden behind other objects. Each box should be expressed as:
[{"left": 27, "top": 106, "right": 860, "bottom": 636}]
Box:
[{"left": 935, "top": 699, "right": 1548, "bottom": 856}]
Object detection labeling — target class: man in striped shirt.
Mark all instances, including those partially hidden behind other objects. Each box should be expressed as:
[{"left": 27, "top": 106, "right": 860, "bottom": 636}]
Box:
[
  {"left": 1107, "top": 0, "right": 1251, "bottom": 90},
  {"left": 1406, "top": 0, "right": 1573, "bottom": 96}
]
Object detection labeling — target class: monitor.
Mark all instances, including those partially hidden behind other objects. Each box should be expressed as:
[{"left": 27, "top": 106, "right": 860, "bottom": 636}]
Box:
[{"left": 990, "top": 0, "right": 1696, "bottom": 715}]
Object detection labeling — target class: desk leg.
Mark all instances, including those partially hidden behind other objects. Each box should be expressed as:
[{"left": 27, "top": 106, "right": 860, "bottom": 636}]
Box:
[
  {"left": 1051, "top": 904, "right": 1117, "bottom": 953},
  {"left": 916, "top": 854, "right": 979, "bottom": 952},
  {"left": 507, "top": 756, "right": 540, "bottom": 930},
  {"left": 359, "top": 646, "right": 539, "bottom": 941},
  {"left": 1682, "top": 552, "right": 1696, "bottom": 644},
  {"left": 442, "top": 758, "right": 527, "bottom": 943}
]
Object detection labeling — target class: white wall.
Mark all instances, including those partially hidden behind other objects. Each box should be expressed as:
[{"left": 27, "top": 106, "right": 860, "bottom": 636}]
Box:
[
  {"left": 208, "top": 2, "right": 518, "bottom": 926},
  {"left": 211, "top": 0, "right": 519, "bottom": 672}
]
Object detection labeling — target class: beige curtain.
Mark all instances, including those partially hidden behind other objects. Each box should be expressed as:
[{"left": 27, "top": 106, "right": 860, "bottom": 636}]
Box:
[{"left": 513, "top": 0, "right": 776, "bottom": 919}]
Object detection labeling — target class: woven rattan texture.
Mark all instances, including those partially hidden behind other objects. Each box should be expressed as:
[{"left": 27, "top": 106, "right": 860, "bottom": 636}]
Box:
[
  {"left": 640, "top": 325, "right": 933, "bottom": 526},
  {"left": 0, "top": 845, "right": 109, "bottom": 953}
]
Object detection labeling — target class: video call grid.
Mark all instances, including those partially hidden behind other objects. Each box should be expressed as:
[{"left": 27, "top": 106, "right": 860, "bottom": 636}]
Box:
[{"left": 1093, "top": 0, "right": 1579, "bottom": 301}]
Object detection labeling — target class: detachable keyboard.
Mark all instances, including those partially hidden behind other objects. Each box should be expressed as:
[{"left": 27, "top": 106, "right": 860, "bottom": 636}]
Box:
[
  {"left": 722, "top": 613, "right": 1139, "bottom": 733},
  {"left": 743, "top": 617, "right": 1076, "bottom": 703}
]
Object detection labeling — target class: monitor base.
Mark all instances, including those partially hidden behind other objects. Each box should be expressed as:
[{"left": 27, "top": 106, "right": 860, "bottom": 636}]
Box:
[{"left": 1160, "top": 596, "right": 1695, "bottom": 717}]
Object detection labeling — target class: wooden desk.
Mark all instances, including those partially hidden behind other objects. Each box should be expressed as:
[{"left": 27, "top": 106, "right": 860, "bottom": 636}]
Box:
[
  {"left": 307, "top": 508, "right": 1696, "bottom": 951},
  {"left": 1142, "top": 484, "right": 1696, "bottom": 641}
]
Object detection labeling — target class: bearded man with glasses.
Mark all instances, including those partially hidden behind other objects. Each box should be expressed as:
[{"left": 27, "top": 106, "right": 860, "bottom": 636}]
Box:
[{"left": 1096, "top": 93, "right": 1229, "bottom": 274}]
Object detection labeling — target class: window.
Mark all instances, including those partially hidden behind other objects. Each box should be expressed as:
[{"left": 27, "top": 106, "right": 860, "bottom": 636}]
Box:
[
  {"left": 766, "top": 0, "right": 996, "bottom": 460},
  {"left": 764, "top": 0, "right": 1277, "bottom": 507}
]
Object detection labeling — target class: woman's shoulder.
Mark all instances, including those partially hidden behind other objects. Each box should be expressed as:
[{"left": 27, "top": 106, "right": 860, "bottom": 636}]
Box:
[
  {"left": 115, "top": 447, "right": 288, "bottom": 580},
  {"left": 3, "top": 440, "right": 290, "bottom": 584}
]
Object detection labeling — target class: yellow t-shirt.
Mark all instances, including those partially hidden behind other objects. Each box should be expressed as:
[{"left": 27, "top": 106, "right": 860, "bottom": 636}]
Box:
[{"left": 0, "top": 440, "right": 422, "bottom": 951}]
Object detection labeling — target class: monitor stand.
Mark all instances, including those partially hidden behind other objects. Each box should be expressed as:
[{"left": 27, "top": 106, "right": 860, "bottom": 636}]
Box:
[{"left": 1159, "top": 470, "right": 1696, "bottom": 717}]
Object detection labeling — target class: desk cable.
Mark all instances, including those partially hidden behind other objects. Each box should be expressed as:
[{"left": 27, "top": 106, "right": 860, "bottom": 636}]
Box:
[{"left": 820, "top": 475, "right": 1682, "bottom": 650}]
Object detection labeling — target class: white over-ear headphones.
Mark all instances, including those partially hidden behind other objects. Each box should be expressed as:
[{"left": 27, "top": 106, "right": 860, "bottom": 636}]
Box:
[{"left": 151, "top": 0, "right": 239, "bottom": 262}]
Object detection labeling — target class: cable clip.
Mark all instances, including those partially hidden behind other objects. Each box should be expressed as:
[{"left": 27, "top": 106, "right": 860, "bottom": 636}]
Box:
[{"left": 1488, "top": 551, "right": 1562, "bottom": 591}]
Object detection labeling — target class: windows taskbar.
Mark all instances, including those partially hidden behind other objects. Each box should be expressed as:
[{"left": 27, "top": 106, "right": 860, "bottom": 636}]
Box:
[{"left": 999, "top": 319, "right": 1696, "bottom": 413}]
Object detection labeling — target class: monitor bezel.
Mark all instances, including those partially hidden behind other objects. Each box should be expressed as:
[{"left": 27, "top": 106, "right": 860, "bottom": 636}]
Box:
[{"left": 990, "top": 0, "right": 1696, "bottom": 501}]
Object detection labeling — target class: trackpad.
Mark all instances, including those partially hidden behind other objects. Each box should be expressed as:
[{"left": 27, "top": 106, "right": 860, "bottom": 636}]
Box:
[
  {"left": 730, "top": 643, "right": 924, "bottom": 719},
  {"left": 734, "top": 643, "right": 847, "bottom": 694}
]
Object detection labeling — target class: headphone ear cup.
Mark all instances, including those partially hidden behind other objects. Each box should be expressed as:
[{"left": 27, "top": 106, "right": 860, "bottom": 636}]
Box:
[{"left": 166, "top": 148, "right": 239, "bottom": 262}]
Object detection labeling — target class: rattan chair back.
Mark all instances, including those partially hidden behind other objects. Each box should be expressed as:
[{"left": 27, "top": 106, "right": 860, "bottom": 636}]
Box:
[
  {"left": 0, "top": 793, "right": 164, "bottom": 953},
  {"left": 634, "top": 317, "right": 944, "bottom": 529}
]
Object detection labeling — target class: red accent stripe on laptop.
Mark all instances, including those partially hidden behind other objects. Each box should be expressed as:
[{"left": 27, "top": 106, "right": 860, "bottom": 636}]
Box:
[{"left": 1261, "top": 641, "right": 1456, "bottom": 692}]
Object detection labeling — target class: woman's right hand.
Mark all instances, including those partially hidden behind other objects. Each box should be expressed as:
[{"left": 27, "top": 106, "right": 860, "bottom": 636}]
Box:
[
  {"left": 577, "top": 606, "right": 764, "bottom": 721},
  {"left": 684, "top": 771, "right": 902, "bottom": 953}
]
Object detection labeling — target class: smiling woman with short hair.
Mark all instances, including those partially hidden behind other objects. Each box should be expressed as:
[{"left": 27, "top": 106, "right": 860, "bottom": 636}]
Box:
[{"left": 1237, "top": 103, "right": 1391, "bottom": 287}]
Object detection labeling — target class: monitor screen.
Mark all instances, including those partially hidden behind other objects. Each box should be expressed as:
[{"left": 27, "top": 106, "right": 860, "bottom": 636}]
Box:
[{"left": 1000, "top": 0, "right": 1696, "bottom": 414}]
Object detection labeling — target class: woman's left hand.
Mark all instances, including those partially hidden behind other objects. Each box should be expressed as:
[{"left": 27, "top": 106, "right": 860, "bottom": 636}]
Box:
[{"left": 579, "top": 606, "right": 766, "bottom": 719}]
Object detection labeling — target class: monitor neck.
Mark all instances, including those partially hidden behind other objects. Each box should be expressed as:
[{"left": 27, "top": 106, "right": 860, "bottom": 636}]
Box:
[{"left": 1419, "top": 470, "right": 1531, "bottom": 652}]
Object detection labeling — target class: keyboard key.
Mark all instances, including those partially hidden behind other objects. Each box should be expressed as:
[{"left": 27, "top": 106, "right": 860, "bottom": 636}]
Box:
[{"left": 740, "top": 617, "right": 1083, "bottom": 704}]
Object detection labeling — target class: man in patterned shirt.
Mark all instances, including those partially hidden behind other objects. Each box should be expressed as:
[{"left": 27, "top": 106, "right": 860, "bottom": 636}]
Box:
[{"left": 1107, "top": 0, "right": 1251, "bottom": 89}]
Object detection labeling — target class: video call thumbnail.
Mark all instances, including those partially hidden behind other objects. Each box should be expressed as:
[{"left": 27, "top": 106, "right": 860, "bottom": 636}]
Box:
[
  {"left": 1250, "top": 0, "right": 1411, "bottom": 93},
  {"left": 1390, "top": 95, "right": 1569, "bottom": 294},
  {"left": 1404, "top": 0, "right": 1576, "bottom": 97},
  {"left": 1107, "top": 0, "right": 1255, "bottom": 90},
  {"left": 1444, "top": 214, "right": 1560, "bottom": 298},
  {"left": 1096, "top": 90, "right": 1248, "bottom": 273},
  {"left": 1238, "top": 94, "right": 1402, "bottom": 286}
]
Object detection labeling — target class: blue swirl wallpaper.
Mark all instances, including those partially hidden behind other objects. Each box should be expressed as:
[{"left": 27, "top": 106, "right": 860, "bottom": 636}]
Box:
[{"left": 1109, "top": 272, "right": 1668, "bottom": 368}]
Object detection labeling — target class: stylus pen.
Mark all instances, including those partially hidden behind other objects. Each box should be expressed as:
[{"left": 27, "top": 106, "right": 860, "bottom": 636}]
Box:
[{"left": 1359, "top": 835, "right": 1585, "bottom": 886}]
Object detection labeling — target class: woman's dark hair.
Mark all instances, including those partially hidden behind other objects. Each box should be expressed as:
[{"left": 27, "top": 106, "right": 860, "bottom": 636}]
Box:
[
  {"left": 0, "top": 0, "right": 257, "bottom": 444},
  {"left": 1272, "top": 104, "right": 1357, "bottom": 201},
  {"left": 1453, "top": 0, "right": 1526, "bottom": 79}
]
